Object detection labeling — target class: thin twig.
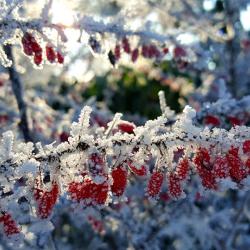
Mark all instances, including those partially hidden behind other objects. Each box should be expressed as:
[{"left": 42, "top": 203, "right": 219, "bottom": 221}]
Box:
[{"left": 4, "top": 44, "right": 33, "bottom": 142}]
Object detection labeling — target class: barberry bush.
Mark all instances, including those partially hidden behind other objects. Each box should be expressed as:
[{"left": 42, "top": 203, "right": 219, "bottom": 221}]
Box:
[{"left": 1, "top": 0, "right": 250, "bottom": 249}]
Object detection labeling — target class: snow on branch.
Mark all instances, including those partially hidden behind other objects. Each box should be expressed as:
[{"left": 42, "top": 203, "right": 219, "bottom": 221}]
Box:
[
  {"left": 0, "top": 0, "right": 214, "bottom": 67},
  {"left": 0, "top": 98, "right": 250, "bottom": 211}
]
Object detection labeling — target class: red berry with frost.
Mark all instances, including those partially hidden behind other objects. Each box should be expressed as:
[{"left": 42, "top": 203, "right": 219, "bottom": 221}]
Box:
[
  {"left": 200, "top": 168, "right": 217, "bottom": 189},
  {"left": 227, "top": 147, "right": 247, "bottom": 182},
  {"left": 194, "top": 148, "right": 210, "bottom": 167},
  {"left": 213, "top": 156, "right": 229, "bottom": 178},
  {"left": 34, "top": 182, "right": 59, "bottom": 219},
  {"left": 204, "top": 115, "right": 220, "bottom": 126},
  {"left": 243, "top": 140, "right": 250, "bottom": 154},
  {"left": 68, "top": 178, "right": 109, "bottom": 205},
  {"left": 194, "top": 148, "right": 217, "bottom": 189},
  {"left": 0, "top": 213, "right": 20, "bottom": 236},
  {"left": 117, "top": 121, "right": 135, "bottom": 134},
  {"left": 46, "top": 45, "right": 56, "bottom": 63},
  {"left": 147, "top": 171, "right": 164, "bottom": 198},
  {"left": 168, "top": 173, "right": 182, "bottom": 198},
  {"left": 127, "top": 161, "right": 147, "bottom": 176},
  {"left": 228, "top": 116, "right": 241, "bottom": 126},
  {"left": 175, "top": 158, "right": 189, "bottom": 181},
  {"left": 131, "top": 48, "right": 139, "bottom": 62},
  {"left": 111, "top": 165, "right": 127, "bottom": 196}
]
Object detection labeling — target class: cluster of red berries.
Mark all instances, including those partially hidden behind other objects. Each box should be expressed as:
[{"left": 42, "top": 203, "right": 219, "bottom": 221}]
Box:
[
  {"left": 2, "top": 117, "right": 250, "bottom": 238},
  {"left": 67, "top": 140, "right": 250, "bottom": 205},
  {"left": 194, "top": 141, "right": 250, "bottom": 190},
  {"left": 0, "top": 212, "right": 20, "bottom": 237},
  {"left": 203, "top": 113, "right": 250, "bottom": 127},
  {"left": 108, "top": 37, "right": 187, "bottom": 66},
  {"left": 21, "top": 32, "right": 64, "bottom": 66}
]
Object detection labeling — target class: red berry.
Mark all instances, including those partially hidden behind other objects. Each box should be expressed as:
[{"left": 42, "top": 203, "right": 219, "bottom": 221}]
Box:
[
  {"left": 204, "top": 115, "right": 220, "bottom": 126},
  {"left": 46, "top": 45, "right": 56, "bottom": 63},
  {"left": 162, "top": 47, "right": 169, "bottom": 54},
  {"left": 111, "top": 165, "right": 127, "bottom": 196},
  {"left": 117, "top": 122, "right": 135, "bottom": 134},
  {"left": 33, "top": 52, "right": 43, "bottom": 65},
  {"left": 122, "top": 37, "right": 131, "bottom": 54},
  {"left": 227, "top": 148, "right": 247, "bottom": 182},
  {"left": 148, "top": 44, "right": 160, "bottom": 58},
  {"left": 59, "top": 131, "right": 69, "bottom": 142},
  {"left": 141, "top": 45, "right": 149, "bottom": 58},
  {"left": 131, "top": 48, "right": 139, "bottom": 62},
  {"left": 243, "top": 140, "right": 250, "bottom": 154},
  {"left": 194, "top": 148, "right": 210, "bottom": 167},
  {"left": 228, "top": 116, "right": 241, "bottom": 126},
  {"left": 31, "top": 42, "right": 42, "bottom": 54},
  {"left": 194, "top": 148, "right": 217, "bottom": 189},
  {"left": 174, "top": 46, "right": 186, "bottom": 58},
  {"left": 168, "top": 173, "right": 182, "bottom": 198},
  {"left": 147, "top": 171, "right": 164, "bottom": 198},
  {"left": 213, "top": 156, "right": 229, "bottom": 178},
  {"left": 57, "top": 51, "right": 64, "bottom": 64},
  {"left": 114, "top": 44, "right": 121, "bottom": 60},
  {"left": 0, "top": 213, "right": 20, "bottom": 236},
  {"left": 22, "top": 32, "right": 42, "bottom": 61},
  {"left": 22, "top": 43, "right": 33, "bottom": 56},
  {"left": 68, "top": 178, "right": 109, "bottom": 205},
  {"left": 21, "top": 32, "right": 34, "bottom": 56},
  {"left": 175, "top": 158, "right": 189, "bottom": 181},
  {"left": 34, "top": 182, "right": 59, "bottom": 219},
  {"left": 128, "top": 161, "right": 147, "bottom": 176}
]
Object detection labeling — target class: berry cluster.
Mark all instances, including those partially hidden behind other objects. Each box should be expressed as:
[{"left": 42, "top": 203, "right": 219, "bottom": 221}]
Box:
[
  {"left": 1, "top": 111, "right": 250, "bottom": 238},
  {"left": 21, "top": 32, "right": 64, "bottom": 66},
  {"left": 66, "top": 139, "right": 250, "bottom": 207},
  {"left": 108, "top": 37, "right": 187, "bottom": 66},
  {"left": 203, "top": 113, "right": 250, "bottom": 127},
  {"left": 194, "top": 142, "right": 250, "bottom": 190}
]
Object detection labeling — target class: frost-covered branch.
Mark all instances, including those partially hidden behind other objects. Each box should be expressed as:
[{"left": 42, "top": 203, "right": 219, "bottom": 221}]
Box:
[{"left": 0, "top": 100, "right": 250, "bottom": 245}]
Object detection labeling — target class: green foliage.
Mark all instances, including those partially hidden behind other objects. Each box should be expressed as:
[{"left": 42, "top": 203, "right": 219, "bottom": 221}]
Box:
[{"left": 82, "top": 65, "right": 183, "bottom": 119}]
